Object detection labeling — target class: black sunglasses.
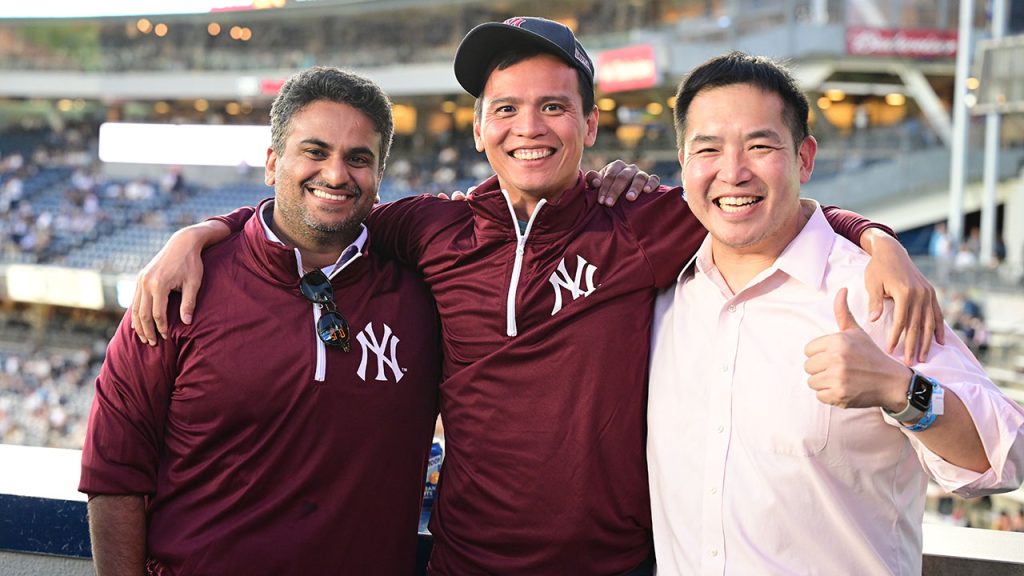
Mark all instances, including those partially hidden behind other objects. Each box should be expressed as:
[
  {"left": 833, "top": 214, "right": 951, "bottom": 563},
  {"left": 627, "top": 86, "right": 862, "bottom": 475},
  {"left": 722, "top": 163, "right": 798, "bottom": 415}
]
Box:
[{"left": 299, "top": 269, "right": 351, "bottom": 352}]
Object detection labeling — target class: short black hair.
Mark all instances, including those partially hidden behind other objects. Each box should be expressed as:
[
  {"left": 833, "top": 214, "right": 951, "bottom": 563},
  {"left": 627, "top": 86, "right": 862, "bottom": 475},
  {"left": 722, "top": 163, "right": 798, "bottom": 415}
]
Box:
[
  {"left": 473, "top": 48, "right": 596, "bottom": 119},
  {"left": 673, "top": 51, "right": 809, "bottom": 150},
  {"left": 270, "top": 66, "right": 394, "bottom": 169}
]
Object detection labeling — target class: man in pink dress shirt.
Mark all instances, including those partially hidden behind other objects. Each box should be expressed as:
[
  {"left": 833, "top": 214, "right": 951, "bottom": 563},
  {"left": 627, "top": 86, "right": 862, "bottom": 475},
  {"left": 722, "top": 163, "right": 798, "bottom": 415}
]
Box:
[{"left": 646, "top": 51, "right": 1024, "bottom": 575}]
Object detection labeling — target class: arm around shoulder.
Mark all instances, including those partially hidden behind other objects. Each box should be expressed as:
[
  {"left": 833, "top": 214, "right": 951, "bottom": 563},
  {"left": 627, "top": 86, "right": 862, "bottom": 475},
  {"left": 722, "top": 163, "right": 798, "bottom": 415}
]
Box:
[
  {"left": 131, "top": 218, "right": 234, "bottom": 344},
  {"left": 621, "top": 186, "right": 705, "bottom": 289},
  {"left": 365, "top": 195, "right": 455, "bottom": 266}
]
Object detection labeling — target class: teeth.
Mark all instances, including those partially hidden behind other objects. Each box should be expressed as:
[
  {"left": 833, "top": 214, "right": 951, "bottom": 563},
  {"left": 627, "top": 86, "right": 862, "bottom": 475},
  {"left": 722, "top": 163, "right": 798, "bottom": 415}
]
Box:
[
  {"left": 512, "top": 148, "right": 553, "bottom": 160},
  {"left": 716, "top": 196, "right": 760, "bottom": 213},
  {"left": 310, "top": 188, "right": 351, "bottom": 201}
]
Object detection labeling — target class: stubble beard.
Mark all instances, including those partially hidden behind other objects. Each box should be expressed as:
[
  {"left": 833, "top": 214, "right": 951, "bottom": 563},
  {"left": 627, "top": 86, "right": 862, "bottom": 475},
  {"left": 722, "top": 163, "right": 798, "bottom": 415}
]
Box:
[{"left": 276, "top": 179, "right": 370, "bottom": 248}]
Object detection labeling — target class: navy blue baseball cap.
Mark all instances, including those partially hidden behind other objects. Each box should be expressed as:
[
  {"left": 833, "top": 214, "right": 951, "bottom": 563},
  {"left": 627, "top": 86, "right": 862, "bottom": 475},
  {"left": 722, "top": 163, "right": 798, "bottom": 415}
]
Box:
[{"left": 454, "top": 16, "right": 595, "bottom": 98}]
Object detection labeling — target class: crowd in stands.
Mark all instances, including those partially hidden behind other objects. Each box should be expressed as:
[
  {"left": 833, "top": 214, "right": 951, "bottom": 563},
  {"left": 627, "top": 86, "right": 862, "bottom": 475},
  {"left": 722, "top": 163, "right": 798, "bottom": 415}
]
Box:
[
  {"left": 0, "top": 123, "right": 172, "bottom": 265},
  {"left": 932, "top": 493, "right": 1024, "bottom": 532},
  {"left": 0, "top": 2, "right": 680, "bottom": 73},
  {"left": 0, "top": 306, "right": 112, "bottom": 449},
  {"left": 1, "top": 121, "right": 665, "bottom": 268},
  {"left": 0, "top": 0, "right": 978, "bottom": 74},
  {"left": 947, "top": 291, "right": 991, "bottom": 360},
  {"left": 926, "top": 221, "right": 1013, "bottom": 288},
  {"left": 0, "top": 342, "right": 104, "bottom": 449}
]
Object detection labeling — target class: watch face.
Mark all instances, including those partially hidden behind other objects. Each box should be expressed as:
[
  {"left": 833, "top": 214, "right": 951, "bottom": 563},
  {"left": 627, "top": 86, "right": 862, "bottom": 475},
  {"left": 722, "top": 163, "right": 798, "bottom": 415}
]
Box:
[{"left": 908, "top": 374, "right": 933, "bottom": 412}]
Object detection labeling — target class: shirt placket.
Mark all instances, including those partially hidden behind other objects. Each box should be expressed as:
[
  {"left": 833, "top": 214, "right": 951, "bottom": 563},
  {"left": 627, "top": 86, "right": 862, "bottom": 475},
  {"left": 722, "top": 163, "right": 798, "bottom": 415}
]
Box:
[{"left": 700, "top": 295, "right": 743, "bottom": 576}]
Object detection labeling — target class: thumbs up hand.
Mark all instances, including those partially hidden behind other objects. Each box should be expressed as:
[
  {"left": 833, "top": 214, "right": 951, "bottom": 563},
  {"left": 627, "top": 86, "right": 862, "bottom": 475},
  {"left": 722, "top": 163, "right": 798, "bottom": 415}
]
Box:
[{"left": 803, "top": 288, "right": 913, "bottom": 411}]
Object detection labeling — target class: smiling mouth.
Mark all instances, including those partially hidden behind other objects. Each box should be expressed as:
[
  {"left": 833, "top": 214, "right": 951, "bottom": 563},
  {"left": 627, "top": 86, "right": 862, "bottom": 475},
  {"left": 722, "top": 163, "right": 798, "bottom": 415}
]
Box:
[
  {"left": 306, "top": 185, "right": 359, "bottom": 201},
  {"left": 510, "top": 148, "right": 555, "bottom": 161},
  {"left": 714, "top": 196, "right": 762, "bottom": 213}
]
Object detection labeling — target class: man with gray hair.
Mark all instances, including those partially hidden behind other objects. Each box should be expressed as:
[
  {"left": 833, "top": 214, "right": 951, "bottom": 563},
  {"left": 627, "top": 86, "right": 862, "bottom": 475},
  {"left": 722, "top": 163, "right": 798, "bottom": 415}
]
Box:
[{"left": 80, "top": 67, "right": 443, "bottom": 575}]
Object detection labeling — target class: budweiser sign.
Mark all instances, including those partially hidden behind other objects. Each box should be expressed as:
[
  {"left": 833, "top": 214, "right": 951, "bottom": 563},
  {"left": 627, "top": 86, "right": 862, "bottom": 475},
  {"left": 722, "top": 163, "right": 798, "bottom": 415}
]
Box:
[{"left": 846, "top": 27, "right": 957, "bottom": 58}]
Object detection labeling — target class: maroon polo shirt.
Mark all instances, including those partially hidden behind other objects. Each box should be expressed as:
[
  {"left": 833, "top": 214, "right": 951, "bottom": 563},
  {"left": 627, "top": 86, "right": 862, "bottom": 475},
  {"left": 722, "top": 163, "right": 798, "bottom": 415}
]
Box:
[{"left": 81, "top": 202, "right": 442, "bottom": 576}]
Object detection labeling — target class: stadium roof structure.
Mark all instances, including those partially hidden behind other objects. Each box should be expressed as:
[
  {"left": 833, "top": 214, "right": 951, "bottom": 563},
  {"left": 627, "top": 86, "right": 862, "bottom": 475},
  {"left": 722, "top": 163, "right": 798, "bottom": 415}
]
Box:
[{"left": 972, "top": 34, "right": 1024, "bottom": 115}]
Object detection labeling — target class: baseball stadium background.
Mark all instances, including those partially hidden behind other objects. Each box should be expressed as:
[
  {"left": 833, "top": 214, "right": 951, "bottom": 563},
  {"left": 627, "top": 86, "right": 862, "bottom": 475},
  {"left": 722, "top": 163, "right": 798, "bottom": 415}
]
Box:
[{"left": 1, "top": 0, "right": 1023, "bottom": 573}]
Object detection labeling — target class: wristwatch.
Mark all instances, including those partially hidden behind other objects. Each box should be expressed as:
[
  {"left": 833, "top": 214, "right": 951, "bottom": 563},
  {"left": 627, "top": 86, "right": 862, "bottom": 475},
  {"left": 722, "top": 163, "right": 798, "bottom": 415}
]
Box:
[{"left": 884, "top": 370, "right": 935, "bottom": 423}]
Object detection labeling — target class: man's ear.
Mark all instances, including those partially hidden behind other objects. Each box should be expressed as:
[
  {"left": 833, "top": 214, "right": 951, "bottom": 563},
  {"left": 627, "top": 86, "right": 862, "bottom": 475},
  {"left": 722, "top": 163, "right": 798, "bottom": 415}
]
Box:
[
  {"left": 473, "top": 117, "right": 484, "bottom": 153},
  {"left": 584, "top": 105, "right": 599, "bottom": 147},
  {"left": 798, "top": 135, "right": 817, "bottom": 184},
  {"left": 264, "top": 148, "right": 277, "bottom": 186}
]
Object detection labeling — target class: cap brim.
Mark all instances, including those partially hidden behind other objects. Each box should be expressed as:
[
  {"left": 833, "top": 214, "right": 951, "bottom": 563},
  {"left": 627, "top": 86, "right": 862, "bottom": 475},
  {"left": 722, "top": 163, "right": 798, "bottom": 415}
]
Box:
[{"left": 454, "top": 23, "right": 576, "bottom": 98}]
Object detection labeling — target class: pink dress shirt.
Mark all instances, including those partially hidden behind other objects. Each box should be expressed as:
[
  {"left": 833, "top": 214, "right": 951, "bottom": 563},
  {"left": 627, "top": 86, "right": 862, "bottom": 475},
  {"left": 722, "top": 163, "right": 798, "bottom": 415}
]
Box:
[{"left": 647, "top": 205, "right": 1024, "bottom": 576}]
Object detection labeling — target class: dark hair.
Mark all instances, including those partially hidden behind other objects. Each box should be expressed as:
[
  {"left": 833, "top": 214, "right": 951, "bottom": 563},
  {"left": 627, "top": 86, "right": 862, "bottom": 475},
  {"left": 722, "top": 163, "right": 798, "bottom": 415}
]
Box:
[
  {"left": 673, "top": 51, "right": 809, "bottom": 150},
  {"left": 270, "top": 66, "right": 394, "bottom": 169},
  {"left": 473, "top": 48, "right": 596, "bottom": 119}
]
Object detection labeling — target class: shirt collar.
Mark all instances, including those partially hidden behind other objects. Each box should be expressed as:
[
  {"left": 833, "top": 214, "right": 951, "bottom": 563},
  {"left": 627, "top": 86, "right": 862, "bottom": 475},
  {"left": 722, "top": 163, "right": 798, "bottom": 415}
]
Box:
[
  {"left": 258, "top": 200, "right": 367, "bottom": 274},
  {"left": 677, "top": 200, "right": 834, "bottom": 291},
  {"left": 773, "top": 200, "right": 834, "bottom": 290},
  {"left": 469, "top": 171, "right": 588, "bottom": 237}
]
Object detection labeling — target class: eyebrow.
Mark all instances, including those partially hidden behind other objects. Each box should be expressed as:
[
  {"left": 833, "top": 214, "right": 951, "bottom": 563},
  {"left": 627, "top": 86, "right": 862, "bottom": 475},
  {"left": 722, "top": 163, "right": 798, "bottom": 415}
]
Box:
[
  {"left": 487, "top": 94, "right": 574, "bottom": 107},
  {"left": 298, "top": 138, "right": 376, "bottom": 159},
  {"left": 688, "top": 129, "right": 785, "bottom": 146},
  {"left": 688, "top": 134, "right": 720, "bottom": 146},
  {"left": 298, "top": 137, "right": 330, "bottom": 149},
  {"left": 746, "top": 129, "right": 784, "bottom": 142}
]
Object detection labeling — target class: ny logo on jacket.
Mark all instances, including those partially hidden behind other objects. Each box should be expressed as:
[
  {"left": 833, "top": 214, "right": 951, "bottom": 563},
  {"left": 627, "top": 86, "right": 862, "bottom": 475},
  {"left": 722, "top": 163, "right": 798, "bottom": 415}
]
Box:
[
  {"left": 549, "top": 254, "right": 598, "bottom": 315},
  {"left": 356, "top": 322, "right": 404, "bottom": 382}
]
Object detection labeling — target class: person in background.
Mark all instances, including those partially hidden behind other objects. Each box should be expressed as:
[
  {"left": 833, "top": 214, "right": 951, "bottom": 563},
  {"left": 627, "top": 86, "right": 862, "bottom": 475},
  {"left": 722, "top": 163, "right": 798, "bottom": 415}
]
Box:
[{"left": 929, "top": 221, "right": 952, "bottom": 285}]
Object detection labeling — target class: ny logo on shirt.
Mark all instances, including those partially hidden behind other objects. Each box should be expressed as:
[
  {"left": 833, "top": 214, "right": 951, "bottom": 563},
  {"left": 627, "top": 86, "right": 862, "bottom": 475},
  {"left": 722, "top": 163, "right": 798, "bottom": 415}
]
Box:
[
  {"left": 549, "top": 254, "right": 598, "bottom": 315},
  {"left": 356, "top": 322, "right": 404, "bottom": 383}
]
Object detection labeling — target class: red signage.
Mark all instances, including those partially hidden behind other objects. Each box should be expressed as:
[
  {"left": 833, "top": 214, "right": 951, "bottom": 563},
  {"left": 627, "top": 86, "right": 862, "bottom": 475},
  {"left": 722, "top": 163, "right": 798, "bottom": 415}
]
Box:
[
  {"left": 597, "top": 44, "right": 659, "bottom": 93},
  {"left": 846, "top": 27, "right": 958, "bottom": 58},
  {"left": 260, "top": 78, "right": 287, "bottom": 95}
]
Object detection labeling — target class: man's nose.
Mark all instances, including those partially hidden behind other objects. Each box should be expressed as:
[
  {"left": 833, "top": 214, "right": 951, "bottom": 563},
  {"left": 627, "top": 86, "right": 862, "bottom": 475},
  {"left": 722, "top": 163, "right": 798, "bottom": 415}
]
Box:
[
  {"left": 320, "top": 157, "right": 350, "bottom": 187},
  {"left": 512, "top": 108, "right": 547, "bottom": 138},
  {"left": 717, "top": 148, "right": 751, "bottom": 185}
]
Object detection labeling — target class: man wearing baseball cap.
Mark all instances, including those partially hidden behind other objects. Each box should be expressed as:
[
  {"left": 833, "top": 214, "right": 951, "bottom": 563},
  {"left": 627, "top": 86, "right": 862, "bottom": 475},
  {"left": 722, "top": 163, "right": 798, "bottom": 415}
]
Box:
[{"left": 128, "top": 16, "right": 939, "bottom": 575}]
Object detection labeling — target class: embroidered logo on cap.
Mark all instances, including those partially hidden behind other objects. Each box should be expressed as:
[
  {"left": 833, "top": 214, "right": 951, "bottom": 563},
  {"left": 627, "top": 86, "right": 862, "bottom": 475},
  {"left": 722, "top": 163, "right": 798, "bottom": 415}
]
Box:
[
  {"left": 574, "top": 46, "right": 593, "bottom": 74},
  {"left": 504, "top": 17, "right": 526, "bottom": 27}
]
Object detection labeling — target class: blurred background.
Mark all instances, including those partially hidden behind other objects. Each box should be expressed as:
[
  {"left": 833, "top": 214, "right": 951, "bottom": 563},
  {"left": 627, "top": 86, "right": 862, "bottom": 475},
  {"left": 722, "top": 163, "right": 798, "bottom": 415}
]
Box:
[{"left": 0, "top": 0, "right": 1022, "bottom": 534}]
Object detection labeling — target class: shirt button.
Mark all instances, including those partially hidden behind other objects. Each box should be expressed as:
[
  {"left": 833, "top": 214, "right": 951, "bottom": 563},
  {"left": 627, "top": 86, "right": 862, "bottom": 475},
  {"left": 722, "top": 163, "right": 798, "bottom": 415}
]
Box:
[
  {"left": 720, "top": 364, "right": 730, "bottom": 372},
  {"left": 717, "top": 425, "right": 725, "bottom": 433},
  {"left": 711, "top": 549, "right": 719, "bottom": 557},
  {"left": 728, "top": 304, "right": 737, "bottom": 313},
  {"left": 710, "top": 488, "right": 718, "bottom": 495}
]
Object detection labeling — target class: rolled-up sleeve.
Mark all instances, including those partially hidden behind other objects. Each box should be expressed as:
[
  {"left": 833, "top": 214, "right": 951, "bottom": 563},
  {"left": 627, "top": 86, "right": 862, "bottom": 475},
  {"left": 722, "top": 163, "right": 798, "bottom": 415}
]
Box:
[
  {"left": 79, "top": 309, "right": 180, "bottom": 496},
  {"left": 892, "top": 326, "right": 1024, "bottom": 496}
]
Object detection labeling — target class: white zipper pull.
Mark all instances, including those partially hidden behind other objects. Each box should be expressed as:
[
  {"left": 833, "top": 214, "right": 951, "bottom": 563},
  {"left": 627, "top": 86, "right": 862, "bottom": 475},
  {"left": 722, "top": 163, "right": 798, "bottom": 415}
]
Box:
[{"left": 503, "top": 192, "right": 546, "bottom": 337}]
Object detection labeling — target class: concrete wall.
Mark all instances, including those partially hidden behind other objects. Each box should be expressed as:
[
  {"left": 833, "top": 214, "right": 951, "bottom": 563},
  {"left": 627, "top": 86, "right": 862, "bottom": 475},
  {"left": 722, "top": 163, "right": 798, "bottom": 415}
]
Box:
[
  {"left": 0, "top": 552, "right": 92, "bottom": 576},
  {"left": 3, "top": 446, "right": 1023, "bottom": 575}
]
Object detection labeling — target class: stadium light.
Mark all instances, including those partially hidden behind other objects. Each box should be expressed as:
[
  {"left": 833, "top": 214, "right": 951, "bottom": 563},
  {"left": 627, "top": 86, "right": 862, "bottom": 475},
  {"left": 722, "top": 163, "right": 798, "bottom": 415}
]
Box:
[
  {"left": 0, "top": 1, "right": 285, "bottom": 18},
  {"left": 884, "top": 93, "right": 906, "bottom": 106}
]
